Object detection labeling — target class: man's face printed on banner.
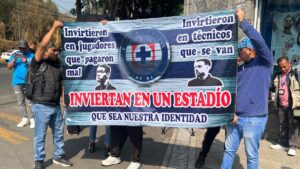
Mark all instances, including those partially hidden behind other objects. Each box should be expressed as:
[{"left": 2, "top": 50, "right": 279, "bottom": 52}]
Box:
[
  {"left": 194, "top": 61, "right": 211, "bottom": 80},
  {"left": 96, "top": 66, "right": 109, "bottom": 84},
  {"left": 284, "top": 16, "right": 293, "bottom": 30}
]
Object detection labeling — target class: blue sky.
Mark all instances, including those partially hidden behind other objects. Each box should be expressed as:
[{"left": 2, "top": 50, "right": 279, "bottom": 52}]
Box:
[{"left": 53, "top": 0, "right": 76, "bottom": 13}]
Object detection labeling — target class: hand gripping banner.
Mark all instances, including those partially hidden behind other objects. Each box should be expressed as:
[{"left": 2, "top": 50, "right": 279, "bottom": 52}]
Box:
[{"left": 61, "top": 10, "right": 238, "bottom": 128}]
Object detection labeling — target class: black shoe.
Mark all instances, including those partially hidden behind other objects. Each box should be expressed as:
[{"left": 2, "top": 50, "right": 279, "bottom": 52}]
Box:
[
  {"left": 67, "top": 125, "right": 80, "bottom": 135},
  {"left": 195, "top": 155, "right": 206, "bottom": 169},
  {"left": 104, "top": 147, "right": 110, "bottom": 157},
  {"left": 34, "top": 161, "right": 44, "bottom": 169},
  {"left": 89, "top": 142, "right": 96, "bottom": 153},
  {"left": 53, "top": 156, "right": 72, "bottom": 167}
]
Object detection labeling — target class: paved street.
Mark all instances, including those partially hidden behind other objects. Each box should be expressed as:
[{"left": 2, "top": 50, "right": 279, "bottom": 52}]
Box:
[{"left": 0, "top": 66, "right": 299, "bottom": 169}]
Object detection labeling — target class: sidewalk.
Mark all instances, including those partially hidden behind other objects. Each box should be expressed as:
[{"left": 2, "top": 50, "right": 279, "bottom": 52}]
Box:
[{"left": 161, "top": 127, "right": 299, "bottom": 169}]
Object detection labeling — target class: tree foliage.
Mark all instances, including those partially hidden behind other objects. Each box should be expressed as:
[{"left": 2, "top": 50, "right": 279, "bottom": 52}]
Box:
[
  {"left": 9, "top": 0, "right": 59, "bottom": 41},
  {"left": 73, "top": 0, "right": 184, "bottom": 20}
]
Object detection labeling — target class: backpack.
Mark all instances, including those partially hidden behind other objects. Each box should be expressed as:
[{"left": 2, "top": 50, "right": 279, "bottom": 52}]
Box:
[{"left": 24, "top": 63, "right": 47, "bottom": 100}]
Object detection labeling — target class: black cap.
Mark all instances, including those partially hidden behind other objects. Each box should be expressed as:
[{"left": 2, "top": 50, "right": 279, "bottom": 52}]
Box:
[{"left": 18, "top": 40, "right": 28, "bottom": 48}]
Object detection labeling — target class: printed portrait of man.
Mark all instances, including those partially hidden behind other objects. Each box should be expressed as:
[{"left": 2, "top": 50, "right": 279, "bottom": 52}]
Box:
[
  {"left": 95, "top": 64, "right": 116, "bottom": 90},
  {"left": 187, "top": 58, "right": 223, "bottom": 87}
]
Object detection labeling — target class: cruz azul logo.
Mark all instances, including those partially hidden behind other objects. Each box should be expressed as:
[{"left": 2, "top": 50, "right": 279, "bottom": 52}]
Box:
[{"left": 119, "top": 29, "right": 170, "bottom": 84}]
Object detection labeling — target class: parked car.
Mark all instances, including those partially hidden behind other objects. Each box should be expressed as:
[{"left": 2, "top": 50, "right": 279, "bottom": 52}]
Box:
[{"left": 0, "top": 50, "right": 18, "bottom": 62}]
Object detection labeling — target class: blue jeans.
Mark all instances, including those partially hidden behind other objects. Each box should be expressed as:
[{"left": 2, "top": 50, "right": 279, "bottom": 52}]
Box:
[
  {"left": 221, "top": 115, "right": 267, "bottom": 169},
  {"left": 32, "top": 104, "right": 65, "bottom": 161},
  {"left": 89, "top": 126, "right": 111, "bottom": 145}
]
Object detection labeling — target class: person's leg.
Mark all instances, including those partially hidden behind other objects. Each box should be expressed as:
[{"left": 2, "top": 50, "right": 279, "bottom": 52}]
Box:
[
  {"left": 288, "top": 109, "right": 299, "bottom": 155},
  {"left": 89, "top": 126, "right": 97, "bottom": 142},
  {"left": 195, "top": 126, "right": 221, "bottom": 168},
  {"left": 221, "top": 122, "right": 242, "bottom": 169},
  {"left": 127, "top": 126, "right": 143, "bottom": 162},
  {"left": 32, "top": 104, "right": 52, "bottom": 162},
  {"left": 14, "top": 85, "right": 27, "bottom": 117},
  {"left": 104, "top": 126, "right": 111, "bottom": 146},
  {"left": 50, "top": 105, "right": 72, "bottom": 167},
  {"left": 88, "top": 126, "right": 97, "bottom": 153},
  {"left": 49, "top": 105, "right": 65, "bottom": 160},
  {"left": 243, "top": 116, "right": 267, "bottom": 169},
  {"left": 109, "top": 126, "right": 127, "bottom": 158},
  {"left": 278, "top": 107, "right": 289, "bottom": 147},
  {"left": 25, "top": 97, "right": 35, "bottom": 128},
  {"left": 104, "top": 126, "right": 111, "bottom": 157},
  {"left": 200, "top": 126, "right": 221, "bottom": 156},
  {"left": 102, "top": 126, "right": 125, "bottom": 166},
  {"left": 14, "top": 85, "right": 29, "bottom": 127}
]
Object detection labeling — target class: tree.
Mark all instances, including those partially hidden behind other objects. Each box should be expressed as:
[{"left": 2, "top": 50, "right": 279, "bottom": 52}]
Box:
[
  {"left": 8, "top": 0, "right": 59, "bottom": 41},
  {"left": 72, "top": 0, "right": 183, "bottom": 20}
]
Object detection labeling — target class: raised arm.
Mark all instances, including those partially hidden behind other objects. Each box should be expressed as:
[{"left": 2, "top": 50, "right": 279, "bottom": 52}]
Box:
[
  {"left": 237, "top": 10, "right": 273, "bottom": 66},
  {"left": 35, "top": 21, "right": 63, "bottom": 63}
]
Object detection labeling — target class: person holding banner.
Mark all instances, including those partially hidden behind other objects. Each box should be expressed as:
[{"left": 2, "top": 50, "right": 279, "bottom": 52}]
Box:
[
  {"left": 88, "top": 64, "right": 113, "bottom": 156},
  {"left": 101, "top": 125, "right": 143, "bottom": 169},
  {"left": 30, "top": 21, "right": 72, "bottom": 169},
  {"left": 221, "top": 9, "right": 273, "bottom": 169}
]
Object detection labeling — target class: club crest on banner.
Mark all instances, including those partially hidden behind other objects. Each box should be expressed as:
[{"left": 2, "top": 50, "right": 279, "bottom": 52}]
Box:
[{"left": 119, "top": 29, "right": 170, "bottom": 84}]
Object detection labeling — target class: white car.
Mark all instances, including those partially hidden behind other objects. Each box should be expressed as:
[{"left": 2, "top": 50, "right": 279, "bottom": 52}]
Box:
[{"left": 0, "top": 50, "right": 18, "bottom": 62}]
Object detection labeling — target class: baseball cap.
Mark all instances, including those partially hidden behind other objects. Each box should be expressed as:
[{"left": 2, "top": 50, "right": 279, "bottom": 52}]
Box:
[
  {"left": 238, "top": 37, "right": 254, "bottom": 50},
  {"left": 18, "top": 40, "right": 28, "bottom": 48}
]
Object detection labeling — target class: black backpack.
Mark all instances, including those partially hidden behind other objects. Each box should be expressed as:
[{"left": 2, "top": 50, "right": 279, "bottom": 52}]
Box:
[{"left": 24, "top": 63, "right": 47, "bottom": 100}]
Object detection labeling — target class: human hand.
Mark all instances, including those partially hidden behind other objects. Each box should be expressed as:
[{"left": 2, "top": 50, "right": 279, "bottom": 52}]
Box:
[
  {"left": 52, "top": 21, "right": 63, "bottom": 30},
  {"left": 100, "top": 19, "right": 108, "bottom": 25},
  {"left": 232, "top": 114, "right": 238, "bottom": 125},
  {"left": 236, "top": 9, "right": 245, "bottom": 22}
]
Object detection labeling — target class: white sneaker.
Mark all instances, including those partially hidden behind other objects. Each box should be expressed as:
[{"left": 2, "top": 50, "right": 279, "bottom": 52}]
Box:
[
  {"left": 29, "top": 118, "right": 35, "bottom": 128},
  {"left": 101, "top": 156, "right": 121, "bottom": 166},
  {"left": 127, "top": 162, "right": 142, "bottom": 169},
  {"left": 270, "top": 144, "right": 289, "bottom": 150},
  {"left": 17, "top": 117, "right": 29, "bottom": 127},
  {"left": 288, "top": 148, "right": 296, "bottom": 156}
]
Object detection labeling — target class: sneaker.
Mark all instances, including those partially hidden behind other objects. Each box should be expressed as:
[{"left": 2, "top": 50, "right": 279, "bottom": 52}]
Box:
[
  {"left": 127, "top": 162, "right": 142, "bottom": 169},
  {"left": 34, "top": 161, "right": 44, "bottom": 169},
  {"left": 53, "top": 156, "right": 72, "bottom": 167},
  {"left": 101, "top": 156, "right": 121, "bottom": 166},
  {"left": 88, "top": 142, "right": 95, "bottom": 153},
  {"left": 270, "top": 144, "right": 289, "bottom": 150},
  {"left": 288, "top": 148, "right": 296, "bottom": 156},
  {"left": 195, "top": 154, "right": 206, "bottom": 169},
  {"left": 29, "top": 118, "right": 35, "bottom": 128},
  {"left": 17, "top": 117, "right": 29, "bottom": 127}
]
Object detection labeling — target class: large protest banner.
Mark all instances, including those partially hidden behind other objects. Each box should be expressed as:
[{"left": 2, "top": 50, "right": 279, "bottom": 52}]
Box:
[{"left": 61, "top": 10, "right": 238, "bottom": 128}]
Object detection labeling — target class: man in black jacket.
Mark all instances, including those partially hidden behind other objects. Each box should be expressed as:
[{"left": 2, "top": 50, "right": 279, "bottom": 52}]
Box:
[{"left": 31, "top": 21, "right": 72, "bottom": 169}]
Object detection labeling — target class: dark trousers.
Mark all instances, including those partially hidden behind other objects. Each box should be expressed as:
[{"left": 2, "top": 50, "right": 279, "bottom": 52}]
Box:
[
  {"left": 109, "top": 126, "right": 143, "bottom": 162},
  {"left": 200, "top": 126, "right": 221, "bottom": 157},
  {"left": 278, "top": 106, "right": 299, "bottom": 148}
]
